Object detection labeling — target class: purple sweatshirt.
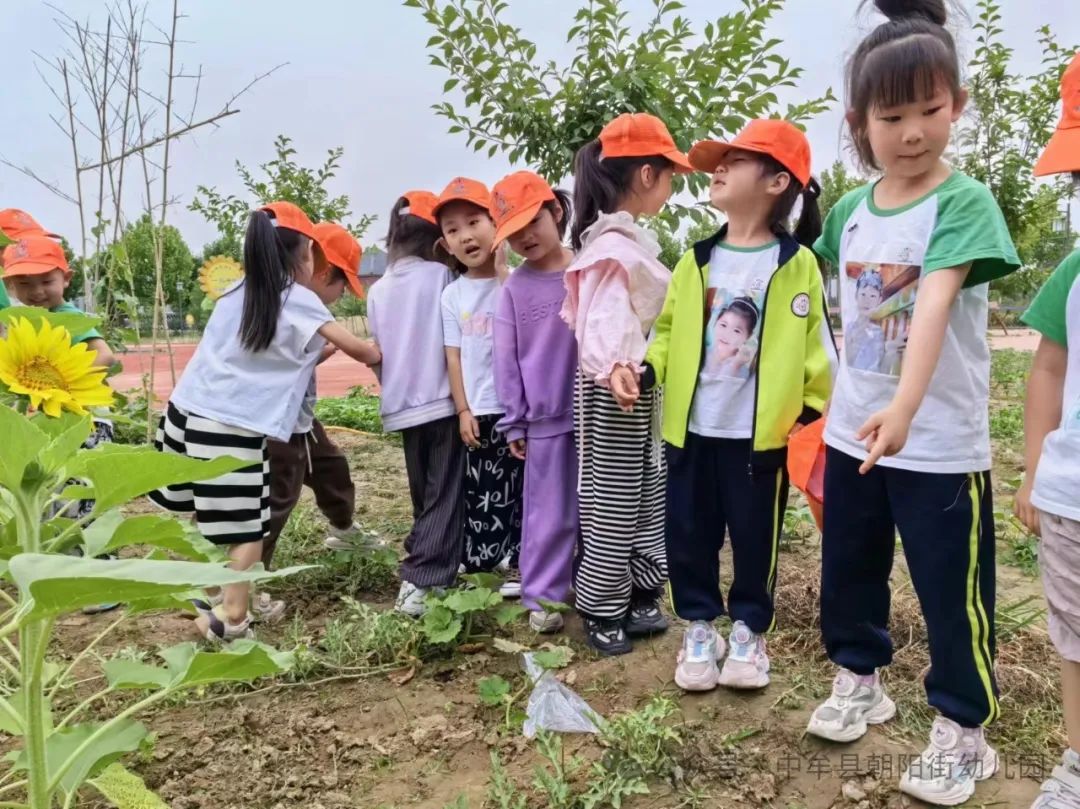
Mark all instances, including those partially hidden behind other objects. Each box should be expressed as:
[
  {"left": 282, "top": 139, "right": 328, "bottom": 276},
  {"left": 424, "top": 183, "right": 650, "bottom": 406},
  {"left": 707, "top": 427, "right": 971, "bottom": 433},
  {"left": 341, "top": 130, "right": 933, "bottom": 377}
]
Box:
[{"left": 494, "top": 264, "right": 577, "bottom": 442}]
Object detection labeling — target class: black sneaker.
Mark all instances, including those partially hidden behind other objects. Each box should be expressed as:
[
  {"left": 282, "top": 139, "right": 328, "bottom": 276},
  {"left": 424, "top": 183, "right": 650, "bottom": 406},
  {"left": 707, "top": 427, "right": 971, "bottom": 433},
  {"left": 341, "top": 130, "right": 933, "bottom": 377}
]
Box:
[
  {"left": 583, "top": 617, "right": 632, "bottom": 656},
  {"left": 625, "top": 599, "right": 669, "bottom": 637}
]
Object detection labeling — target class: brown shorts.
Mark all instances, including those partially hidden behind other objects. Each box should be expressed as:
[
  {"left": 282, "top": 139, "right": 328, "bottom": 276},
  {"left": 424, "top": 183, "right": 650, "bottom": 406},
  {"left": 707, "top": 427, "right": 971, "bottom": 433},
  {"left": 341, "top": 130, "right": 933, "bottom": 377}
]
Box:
[{"left": 1038, "top": 511, "right": 1080, "bottom": 662}]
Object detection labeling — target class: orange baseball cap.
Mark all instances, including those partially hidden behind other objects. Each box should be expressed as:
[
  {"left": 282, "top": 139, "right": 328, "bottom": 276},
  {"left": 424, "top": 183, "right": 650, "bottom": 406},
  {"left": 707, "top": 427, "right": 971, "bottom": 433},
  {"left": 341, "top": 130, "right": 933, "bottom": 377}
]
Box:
[
  {"left": 258, "top": 201, "right": 318, "bottom": 242},
  {"left": 598, "top": 113, "right": 693, "bottom": 173},
  {"left": 0, "top": 208, "right": 59, "bottom": 241},
  {"left": 433, "top": 177, "right": 492, "bottom": 219},
  {"left": 313, "top": 222, "right": 364, "bottom": 299},
  {"left": 689, "top": 119, "right": 812, "bottom": 186},
  {"left": 490, "top": 171, "right": 557, "bottom": 245},
  {"left": 2, "top": 236, "right": 70, "bottom": 277},
  {"left": 400, "top": 190, "right": 439, "bottom": 225},
  {"left": 1034, "top": 51, "right": 1080, "bottom": 177}
]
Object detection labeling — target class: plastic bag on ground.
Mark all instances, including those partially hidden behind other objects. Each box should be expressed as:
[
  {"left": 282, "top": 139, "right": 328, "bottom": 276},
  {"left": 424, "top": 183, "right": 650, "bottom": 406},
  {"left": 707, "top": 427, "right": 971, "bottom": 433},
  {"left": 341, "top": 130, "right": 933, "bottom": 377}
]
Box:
[{"left": 521, "top": 652, "right": 602, "bottom": 738}]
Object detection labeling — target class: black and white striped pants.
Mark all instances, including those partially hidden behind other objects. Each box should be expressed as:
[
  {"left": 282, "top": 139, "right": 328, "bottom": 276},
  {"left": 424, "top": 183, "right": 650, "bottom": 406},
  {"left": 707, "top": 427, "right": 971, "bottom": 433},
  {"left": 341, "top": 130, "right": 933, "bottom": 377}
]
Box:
[{"left": 573, "top": 375, "right": 668, "bottom": 619}]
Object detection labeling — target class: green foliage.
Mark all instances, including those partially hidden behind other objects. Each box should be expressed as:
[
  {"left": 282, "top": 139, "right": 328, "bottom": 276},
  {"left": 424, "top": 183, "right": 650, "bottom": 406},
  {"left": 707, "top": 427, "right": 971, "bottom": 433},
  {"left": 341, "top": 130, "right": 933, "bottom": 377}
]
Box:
[
  {"left": 990, "top": 348, "right": 1032, "bottom": 400},
  {"left": 819, "top": 160, "right": 865, "bottom": 224},
  {"left": 319, "top": 597, "right": 423, "bottom": 669},
  {"left": 407, "top": 0, "right": 834, "bottom": 220},
  {"left": 652, "top": 216, "right": 720, "bottom": 269},
  {"left": 958, "top": 0, "right": 1078, "bottom": 301},
  {"left": 89, "top": 762, "right": 170, "bottom": 808},
  {"left": 420, "top": 575, "right": 526, "bottom": 647},
  {"left": 116, "top": 214, "right": 198, "bottom": 313},
  {"left": 314, "top": 386, "right": 384, "bottom": 433},
  {"left": 189, "top": 134, "right": 376, "bottom": 244},
  {"left": 989, "top": 403, "right": 1023, "bottom": 442}
]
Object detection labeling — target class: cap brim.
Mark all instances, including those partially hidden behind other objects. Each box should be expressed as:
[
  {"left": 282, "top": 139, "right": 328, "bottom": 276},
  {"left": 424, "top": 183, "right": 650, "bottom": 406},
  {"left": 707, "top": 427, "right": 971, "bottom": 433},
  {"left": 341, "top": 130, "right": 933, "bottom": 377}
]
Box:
[
  {"left": 2, "top": 260, "right": 69, "bottom": 277},
  {"left": 1034, "top": 127, "right": 1080, "bottom": 177},
  {"left": 493, "top": 202, "right": 544, "bottom": 246},
  {"left": 688, "top": 141, "right": 734, "bottom": 173},
  {"left": 343, "top": 272, "right": 365, "bottom": 299},
  {"left": 665, "top": 149, "right": 694, "bottom": 174}
]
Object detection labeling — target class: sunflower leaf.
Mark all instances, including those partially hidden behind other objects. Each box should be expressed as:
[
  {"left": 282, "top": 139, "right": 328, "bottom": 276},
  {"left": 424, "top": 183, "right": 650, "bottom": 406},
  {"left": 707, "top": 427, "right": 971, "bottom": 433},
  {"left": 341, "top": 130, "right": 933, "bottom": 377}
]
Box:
[
  {"left": 0, "top": 305, "right": 102, "bottom": 337},
  {"left": 0, "top": 405, "right": 49, "bottom": 490},
  {"left": 88, "top": 762, "right": 170, "bottom": 809}
]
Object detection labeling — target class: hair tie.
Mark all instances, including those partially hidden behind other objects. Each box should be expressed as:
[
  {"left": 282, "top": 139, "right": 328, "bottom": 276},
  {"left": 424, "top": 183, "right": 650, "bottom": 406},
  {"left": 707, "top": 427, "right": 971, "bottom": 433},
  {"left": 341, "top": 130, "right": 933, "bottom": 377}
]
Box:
[{"left": 803, "top": 179, "right": 822, "bottom": 201}]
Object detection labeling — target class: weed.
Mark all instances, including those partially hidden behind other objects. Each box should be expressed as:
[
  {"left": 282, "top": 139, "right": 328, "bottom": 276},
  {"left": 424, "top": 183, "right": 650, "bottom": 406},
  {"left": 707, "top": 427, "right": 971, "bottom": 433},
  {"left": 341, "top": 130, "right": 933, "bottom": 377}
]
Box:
[
  {"left": 996, "top": 507, "right": 1040, "bottom": 575},
  {"left": 990, "top": 349, "right": 1032, "bottom": 398},
  {"left": 782, "top": 500, "right": 817, "bottom": 547},
  {"left": 110, "top": 378, "right": 157, "bottom": 444},
  {"left": 320, "top": 597, "right": 423, "bottom": 668},
  {"left": 487, "top": 750, "right": 527, "bottom": 809},
  {"left": 996, "top": 595, "right": 1046, "bottom": 642},
  {"left": 420, "top": 574, "right": 527, "bottom": 647},
  {"left": 989, "top": 403, "right": 1024, "bottom": 441},
  {"left": 315, "top": 386, "right": 384, "bottom": 433}
]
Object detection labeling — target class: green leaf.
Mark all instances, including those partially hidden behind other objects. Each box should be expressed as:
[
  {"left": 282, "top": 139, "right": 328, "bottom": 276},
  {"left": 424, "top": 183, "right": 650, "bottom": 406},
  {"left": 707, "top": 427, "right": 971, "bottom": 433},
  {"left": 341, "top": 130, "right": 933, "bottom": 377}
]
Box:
[
  {"left": 536, "top": 599, "right": 571, "bottom": 614},
  {"left": 532, "top": 645, "right": 574, "bottom": 670},
  {"left": 0, "top": 228, "right": 11, "bottom": 247},
  {"left": 83, "top": 512, "right": 226, "bottom": 562},
  {"left": 158, "top": 640, "right": 294, "bottom": 687},
  {"left": 8, "top": 553, "right": 308, "bottom": 619},
  {"left": 443, "top": 587, "right": 500, "bottom": 614},
  {"left": 460, "top": 572, "right": 502, "bottom": 590},
  {"left": 0, "top": 405, "right": 49, "bottom": 490},
  {"left": 10, "top": 718, "right": 147, "bottom": 794},
  {"left": 102, "top": 659, "right": 172, "bottom": 690},
  {"left": 89, "top": 763, "right": 170, "bottom": 808},
  {"left": 477, "top": 675, "right": 511, "bottom": 706},
  {"left": 0, "top": 694, "right": 24, "bottom": 735},
  {"left": 36, "top": 412, "right": 93, "bottom": 475},
  {"left": 493, "top": 603, "right": 527, "bottom": 626},
  {"left": 82, "top": 446, "right": 252, "bottom": 513},
  {"left": 421, "top": 604, "right": 463, "bottom": 644},
  {"left": 0, "top": 305, "right": 102, "bottom": 337}
]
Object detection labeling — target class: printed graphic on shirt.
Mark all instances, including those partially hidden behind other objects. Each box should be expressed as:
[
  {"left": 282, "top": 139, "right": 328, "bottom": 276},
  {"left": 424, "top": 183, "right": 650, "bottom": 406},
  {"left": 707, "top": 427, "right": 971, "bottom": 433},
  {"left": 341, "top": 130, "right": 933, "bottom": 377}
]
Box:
[
  {"left": 702, "top": 282, "right": 765, "bottom": 380},
  {"left": 461, "top": 309, "right": 494, "bottom": 337},
  {"left": 843, "top": 261, "right": 919, "bottom": 377}
]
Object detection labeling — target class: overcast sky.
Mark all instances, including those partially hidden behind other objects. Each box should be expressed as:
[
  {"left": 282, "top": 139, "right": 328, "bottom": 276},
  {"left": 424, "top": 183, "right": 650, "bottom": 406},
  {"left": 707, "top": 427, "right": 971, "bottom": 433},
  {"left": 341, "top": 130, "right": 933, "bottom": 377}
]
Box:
[{"left": 0, "top": 0, "right": 1075, "bottom": 252}]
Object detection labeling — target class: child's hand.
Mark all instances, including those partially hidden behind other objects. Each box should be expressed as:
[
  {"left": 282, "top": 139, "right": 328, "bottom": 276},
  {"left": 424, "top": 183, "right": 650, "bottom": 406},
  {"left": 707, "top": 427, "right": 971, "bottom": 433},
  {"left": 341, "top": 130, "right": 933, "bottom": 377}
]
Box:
[
  {"left": 855, "top": 404, "right": 913, "bottom": 474},
  {"left": 787, "top": 422, "right": 805, "bottom": 439},
  {"left": 609, "top": 366, "right": 640, "bottom": 412},
  {"left": 365, "top": 341, "right": 382, "bottom": 366},
  {"left": 459, "top": 410, "right": 481, "bottom": 448},
  {"left": 494, "top": 242, "right": 510, "bottom": 283},
  {"left": 320, "top": 344, "right": 338, "bottom": 362},
  {"left": 509, "top": 438, "right": 527, "bottom": 460},
  {"left": 1013, "top": 478, "right": 1042, "bottom": 538}
]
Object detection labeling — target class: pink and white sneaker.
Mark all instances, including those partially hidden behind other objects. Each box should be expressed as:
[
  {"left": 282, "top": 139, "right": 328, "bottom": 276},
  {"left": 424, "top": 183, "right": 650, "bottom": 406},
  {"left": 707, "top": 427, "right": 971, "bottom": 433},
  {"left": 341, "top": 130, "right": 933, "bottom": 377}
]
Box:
[
  {"left": 899, "top": 715, "right": 998, "bottom": 806},
  {"left": 674, "top": 620, "right": 726, "bottom": 692},
  {"left": 718, "top": 620, "right": 770, "bottom": 689}
]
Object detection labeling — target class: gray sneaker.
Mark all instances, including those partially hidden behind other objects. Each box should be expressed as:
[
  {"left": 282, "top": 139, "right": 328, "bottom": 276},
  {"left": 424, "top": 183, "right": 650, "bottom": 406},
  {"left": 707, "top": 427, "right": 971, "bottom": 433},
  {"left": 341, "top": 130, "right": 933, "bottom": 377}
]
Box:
[
  {"left": 899, "top": 715, "right": 998, "bottom": 806},
  {"left": 1032, "top": 750, "right": 1080, "bottom": 808},
  {"left": 806, "top": 668, "right": 896, "bottom": 743}
]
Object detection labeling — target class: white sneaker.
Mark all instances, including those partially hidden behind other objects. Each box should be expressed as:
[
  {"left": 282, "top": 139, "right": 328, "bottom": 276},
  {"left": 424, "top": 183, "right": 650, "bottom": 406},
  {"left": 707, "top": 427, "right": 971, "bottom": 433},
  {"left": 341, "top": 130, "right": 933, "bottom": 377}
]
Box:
[
  {"left": 251, "top": 591, "right": 286, "bottom": 623},
  {"left": 1032, "top": 750, "right": 1080, "bottom": 808},
  {"left": 197, "top": 605, "right": 254, "bottom": 643},
  {"left": 718, "top": 620, "right": 770, "bottom": 689},
  {"left": 395, "top": 581, "right": 430, "bottom": 617},
  {"left": 806, "top": 668, "right": 897, "bottom": 743},
  {"left": 496, "top": 559, "right": 522, "bottom": 599},
  {"left": 323, "top": 522, "right": 387, "bottom": 551},
  {"left": 674, "top": 620, "right": 726, "bottom": 692},
  {"left": 528, "top": 610, "right": 564, "bottom": 634},
  {"left": 899, "top": 715, "right": 998, "bottom": 806}
]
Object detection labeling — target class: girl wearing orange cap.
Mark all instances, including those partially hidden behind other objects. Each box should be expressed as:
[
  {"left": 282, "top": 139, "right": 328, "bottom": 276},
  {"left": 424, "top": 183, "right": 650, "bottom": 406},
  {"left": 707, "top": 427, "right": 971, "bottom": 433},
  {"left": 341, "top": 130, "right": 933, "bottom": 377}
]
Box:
[
  {"left": 804, "top": 2, "right": 1021, "bottom": 803},
  {"left": 148, "top": 202, "right": 381, "bottom": 642},
  {"left": 490, "top": 170, "right": 578, "bottom": 634},
  {"left": 558, "top": 112, "right": 688, "bottom": 656},
  {"left": 638, "top": 119, "right": 833, "bottom": 689},
  {"left": 1014, "top": 50, "right": 1080, "bottom": 809},
  {"left": 433, "top": 177, "right": 525, "bottom": 594},
  {"left": 367, "top": 192, "right": 464, "bottom": 618}
]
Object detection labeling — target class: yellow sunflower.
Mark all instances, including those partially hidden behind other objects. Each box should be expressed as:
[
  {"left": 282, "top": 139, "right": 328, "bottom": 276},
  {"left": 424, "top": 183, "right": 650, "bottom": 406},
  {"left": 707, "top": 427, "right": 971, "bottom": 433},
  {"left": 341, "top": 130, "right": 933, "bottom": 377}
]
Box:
[{"left": 0, "top": 317, "right": 114, "bottom": 417}]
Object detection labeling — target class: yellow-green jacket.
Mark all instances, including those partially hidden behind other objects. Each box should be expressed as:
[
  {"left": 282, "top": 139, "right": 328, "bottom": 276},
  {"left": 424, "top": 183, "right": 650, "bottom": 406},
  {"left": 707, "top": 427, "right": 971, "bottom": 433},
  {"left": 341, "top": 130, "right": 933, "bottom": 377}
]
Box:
[{"left": 643, "top": 227, "right": 837, "bottom": 468}]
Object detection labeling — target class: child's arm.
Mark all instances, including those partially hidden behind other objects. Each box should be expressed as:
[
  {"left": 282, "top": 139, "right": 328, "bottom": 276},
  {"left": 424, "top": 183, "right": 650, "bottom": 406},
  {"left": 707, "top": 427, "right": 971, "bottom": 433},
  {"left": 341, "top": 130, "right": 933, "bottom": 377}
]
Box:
[
  {"left": 1015, "top": 336, "right": 1066, "bottom": 536},
  {"left": 318, "top": 322, "right": 381, "bottom": 366},
  {"left": 84, "top": 337, "right": 116, "bottom": 369},
  {"left": 493, "top": 288, "right": 527, "bottom": 458},
  {"left": 641, "top": 249, "right": 689, "bottom": 392},
  {"left": 446, "top": 347, "right": 480, "bottom": 448},
  {"left": 856, "top": 265, "right": 968, "bottom": 473}
]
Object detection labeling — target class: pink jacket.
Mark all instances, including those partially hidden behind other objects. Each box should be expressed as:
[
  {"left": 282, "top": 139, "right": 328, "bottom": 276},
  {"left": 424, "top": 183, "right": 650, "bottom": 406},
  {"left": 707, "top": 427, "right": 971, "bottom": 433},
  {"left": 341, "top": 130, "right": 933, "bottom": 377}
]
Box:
[{"left": 560, "top": 212, "right": 671, "bottom": 386}]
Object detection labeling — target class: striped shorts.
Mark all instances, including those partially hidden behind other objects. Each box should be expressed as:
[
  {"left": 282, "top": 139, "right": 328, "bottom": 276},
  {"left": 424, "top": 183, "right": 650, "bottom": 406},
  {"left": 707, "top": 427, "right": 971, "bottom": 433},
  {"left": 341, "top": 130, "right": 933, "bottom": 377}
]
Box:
[{"left": 148, "top": 402, "right": 270, "bottom": 545}]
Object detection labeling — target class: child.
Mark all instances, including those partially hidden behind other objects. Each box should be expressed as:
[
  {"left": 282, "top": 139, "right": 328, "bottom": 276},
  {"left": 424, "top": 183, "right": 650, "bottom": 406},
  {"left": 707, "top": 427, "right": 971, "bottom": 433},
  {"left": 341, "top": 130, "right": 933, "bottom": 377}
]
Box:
[
  {"left": 0, "top": 208, "right": 61, "bottom": 311},
  {"left": 366, "top": 191, "right": 463, "bottom": 617},
  {"left": 149, "top": 201, "right": 380, "bottom": 641},
  {"left": 804, "top": 2, "right": 1020, "bottom": 804},
  {"left": 260, "top": 222, "right": 381, "bottom": 610},
  {"left": 434, "top": 177, "right": 524, "bottom": 594},
  {"left": 1013, "top": 50, "right": 1080, "bottom": 809},
  {"left": 560, "top": 112, "right": 688, "bottom": 655},
  {"left": 631, "top": 119, "right": 833, "bottom": 687},
  {"left": 490, "top": 170, "right": 577, "bottom": 633}
]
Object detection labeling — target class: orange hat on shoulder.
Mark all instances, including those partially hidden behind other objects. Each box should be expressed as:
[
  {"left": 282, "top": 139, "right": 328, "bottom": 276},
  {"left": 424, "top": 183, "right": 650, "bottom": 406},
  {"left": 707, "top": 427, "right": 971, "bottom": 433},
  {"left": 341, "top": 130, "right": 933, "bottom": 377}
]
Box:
[
  {"left": 313, "top": 222, "right": 364, "bottom": 299},
  {"left": 490, "top": 171, "right": 557, "bottom": 245},
  {"left": 0, "top": 208, "right": 60, "bottom": 241},
  {"left": 258, "top": 201, "right": 318, "bottom": 242},
  {"left": 689, "top": 119, "right": 812, "bottom": 186},
  {"left": 433, "top": 177, "right": 492, "bottom": 219},
  {"left": 2, "top": 236, "right": 70, "bottom": 277},
  {"left": 400, "top": 190, "right": 439, "bottom": 225},
  {"left": 1034, "top": 51, "right": 1080, "bottom": 177},
  {"left": 598, "top": 113, "right": 693, "bottom": 173}
]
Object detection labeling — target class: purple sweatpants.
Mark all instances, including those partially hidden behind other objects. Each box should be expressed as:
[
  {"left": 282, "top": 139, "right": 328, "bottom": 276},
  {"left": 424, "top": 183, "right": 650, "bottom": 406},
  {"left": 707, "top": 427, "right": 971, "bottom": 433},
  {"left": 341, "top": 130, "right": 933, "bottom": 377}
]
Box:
[{"left": 520, "top": 432, "right": 578, "bottom": 611}]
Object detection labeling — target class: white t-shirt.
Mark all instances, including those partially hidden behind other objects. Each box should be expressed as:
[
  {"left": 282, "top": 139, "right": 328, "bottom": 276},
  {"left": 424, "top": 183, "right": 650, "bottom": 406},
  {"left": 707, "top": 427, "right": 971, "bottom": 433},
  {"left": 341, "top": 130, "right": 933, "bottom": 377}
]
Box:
[
  {"left": 294, "top": 373, "right": 317, "bottom": 435},
  {"left": 689, "top": 241, "right": 779, "bottom": 439},
  {"left": 814, "top": 172, "right": 1019, "bottom": 473},
  {"left": 441, "top": 276, "right": 502, "bottom": 417},
  {"left": 171, "top": 281, "right": 332, "bottom": 442},
  {"left": 1024, "top": 250, "right": 1080, "bottom": 522}
]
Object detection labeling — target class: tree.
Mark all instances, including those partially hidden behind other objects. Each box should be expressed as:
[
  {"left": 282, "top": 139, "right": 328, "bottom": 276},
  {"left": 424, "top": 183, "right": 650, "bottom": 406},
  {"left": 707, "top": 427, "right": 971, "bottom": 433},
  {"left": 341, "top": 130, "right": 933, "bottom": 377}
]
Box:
[
  {"left": 189, "top": 135, "right": 376, "bottom": 253},
  {"left": 407, "top": 0, "right": 834, "bottom": 220},
  {"left": 117, "top": 215, "right": 197, "bottom": 314},
  {"left": 653, "top": 216, "right": 721, "bottom": 269},
  {"left": 819, "top": 160, "right": 865, "bottom": 224},
  {"left": 957, "top": 0, "right": 1078, "bottom": 301}
]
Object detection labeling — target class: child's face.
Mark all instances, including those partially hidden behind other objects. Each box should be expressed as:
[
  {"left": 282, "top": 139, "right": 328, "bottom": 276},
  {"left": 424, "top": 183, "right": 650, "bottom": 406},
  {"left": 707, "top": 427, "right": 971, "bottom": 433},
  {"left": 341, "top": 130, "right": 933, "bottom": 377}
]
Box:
[
  {"left": 714, "top": 309, "right": 752, "bottom": 352},
  {"left": 439, "top": 202, "right": 496, "bottom": 270},
  {"left": 507, "top": 205, "right": 563, "bottom": 265},
  {"left": 6, "top": 268, "right": 69, "bottom": 309},
  {"left": 709, "top": 150, "right": 773, "bottom": 213},
  {"left": 856, "top": 283, "right": 882, "bottom": 313},
  {"left": 861, "top": 84, "right": 966, "bottom": 180}
]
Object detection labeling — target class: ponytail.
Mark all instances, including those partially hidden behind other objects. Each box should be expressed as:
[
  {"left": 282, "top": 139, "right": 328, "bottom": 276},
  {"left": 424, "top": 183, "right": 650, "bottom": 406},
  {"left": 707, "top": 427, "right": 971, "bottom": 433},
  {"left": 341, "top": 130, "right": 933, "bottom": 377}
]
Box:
[
  {"left": 793, "top": 178, "right": 822, "bottom": 248},
  {"left": 756, "top": 155, "right": 822, "bottom": 248},
  {"left": 385, "top": 196, "right": 444, "bottom": 263},
  {"left": 240, "top": 209, "right": 305, "bottom": 352},
  {"left": 570, "top": 140, "right": 672, "bottom": 250}
]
